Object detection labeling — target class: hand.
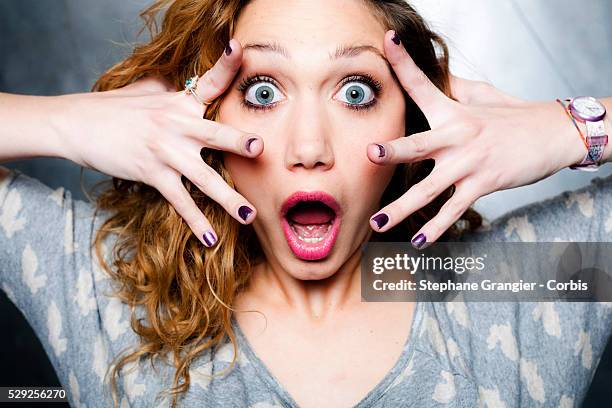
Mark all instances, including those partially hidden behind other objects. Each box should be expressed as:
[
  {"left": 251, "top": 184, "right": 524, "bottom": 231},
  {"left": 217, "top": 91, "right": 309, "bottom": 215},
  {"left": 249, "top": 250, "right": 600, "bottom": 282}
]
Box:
[
  {"left": 57, "top": 39, "right": 262, "bottom": 248},
  {"left": 107, "top": 74, "right": 177, "bottom": 94},
  {"left": 367, "top": 30, "right": 587, "bottom": 249}
]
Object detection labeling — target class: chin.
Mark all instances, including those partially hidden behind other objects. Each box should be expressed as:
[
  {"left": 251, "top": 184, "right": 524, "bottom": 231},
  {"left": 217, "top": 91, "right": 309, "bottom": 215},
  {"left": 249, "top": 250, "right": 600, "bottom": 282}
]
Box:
[
  {"left": 286, "top": 261, "right": 341, "bottom": 281},
  {"left": 280, "top": 242, "right": 352, "bottom": 281}
]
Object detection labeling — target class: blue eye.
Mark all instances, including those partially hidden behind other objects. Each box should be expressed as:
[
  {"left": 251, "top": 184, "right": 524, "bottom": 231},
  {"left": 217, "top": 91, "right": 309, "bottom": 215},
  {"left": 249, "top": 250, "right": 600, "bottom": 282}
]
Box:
[
  {"left": 245, "top": 82, "right": 283, "bottom": 106},
  {"left": 238, "top": 73, "right": 381, "bottom": 112},
  {"left": 335, "top": 81, "right": 375, "bottom": 106}
]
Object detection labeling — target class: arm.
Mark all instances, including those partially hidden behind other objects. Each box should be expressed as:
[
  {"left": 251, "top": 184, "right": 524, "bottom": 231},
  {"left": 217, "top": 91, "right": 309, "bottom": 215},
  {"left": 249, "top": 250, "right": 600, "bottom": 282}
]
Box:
[
  {"left": 0, "top": 167, "right": 164, "bottom": 406},
  {"left": 0, "top": 93, "right": 70, "bottom": 162},
  {"left": 0, "top": 75, "right": 178, "bottom": 164},
  {"left": 0, "top": 42, "right": 264, "bottom": 248},
  {"left": 0, "top": 166, "right": 114, "bottom": 404}
]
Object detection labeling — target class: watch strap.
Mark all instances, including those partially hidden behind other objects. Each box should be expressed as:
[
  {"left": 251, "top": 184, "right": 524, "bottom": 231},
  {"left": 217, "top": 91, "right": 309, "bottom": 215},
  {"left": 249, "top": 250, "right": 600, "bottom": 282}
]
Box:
[
  {"left": 568, "top": 97, "right": 608, "bottom": 171},
  {"left": 569, "top": 134, "right": 608, "bottom": 171}
]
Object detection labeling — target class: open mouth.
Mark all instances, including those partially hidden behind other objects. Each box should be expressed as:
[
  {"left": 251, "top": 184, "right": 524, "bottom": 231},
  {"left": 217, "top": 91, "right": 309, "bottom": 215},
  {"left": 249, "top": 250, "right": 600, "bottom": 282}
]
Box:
[{"left": 280, "top": 191, "right": 342, "bottom": 261}]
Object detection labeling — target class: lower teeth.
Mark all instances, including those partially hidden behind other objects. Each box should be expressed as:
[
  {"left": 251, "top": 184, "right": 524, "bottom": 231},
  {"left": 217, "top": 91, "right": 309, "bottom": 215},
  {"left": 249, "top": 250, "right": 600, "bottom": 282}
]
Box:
[
  {"left": 298, "top": 235, "right": 323, "bottom": 244},
  {"left": 298, "top": 236, "right": 324, "bottom": 243}
]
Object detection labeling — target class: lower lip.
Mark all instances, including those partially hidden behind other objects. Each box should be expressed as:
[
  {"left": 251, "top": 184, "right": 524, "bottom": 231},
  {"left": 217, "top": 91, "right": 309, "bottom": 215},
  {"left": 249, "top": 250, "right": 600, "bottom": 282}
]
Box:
[{"left": 281, "top": 216, "right": 341, "bottom": 261}]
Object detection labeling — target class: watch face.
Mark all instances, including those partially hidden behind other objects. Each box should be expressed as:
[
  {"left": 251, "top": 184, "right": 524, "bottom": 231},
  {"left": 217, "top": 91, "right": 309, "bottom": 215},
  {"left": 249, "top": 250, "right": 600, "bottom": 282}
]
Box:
[{"left": 570, "top": 96, "right": 606, "bottom": 121}]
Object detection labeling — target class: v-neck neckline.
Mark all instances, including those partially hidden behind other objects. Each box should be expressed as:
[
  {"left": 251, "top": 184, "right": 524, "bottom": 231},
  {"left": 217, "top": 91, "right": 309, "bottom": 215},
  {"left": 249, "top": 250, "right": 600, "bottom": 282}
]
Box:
[{"left": 230, "top": 301, "right": 424, "bottom": 408}]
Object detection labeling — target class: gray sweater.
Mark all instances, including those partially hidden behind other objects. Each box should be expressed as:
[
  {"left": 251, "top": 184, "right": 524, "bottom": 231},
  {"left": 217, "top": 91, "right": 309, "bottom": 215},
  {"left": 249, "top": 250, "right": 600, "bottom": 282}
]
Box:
[{"left": 1, "top": 167, "right": 611, "bottom": 407}]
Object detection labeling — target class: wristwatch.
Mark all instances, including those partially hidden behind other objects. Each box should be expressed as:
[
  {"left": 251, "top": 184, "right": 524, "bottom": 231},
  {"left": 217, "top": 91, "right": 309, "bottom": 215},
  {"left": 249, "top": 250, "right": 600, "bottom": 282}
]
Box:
[{"left": 568, "top": 96, "right": 608, "bottom": 171}]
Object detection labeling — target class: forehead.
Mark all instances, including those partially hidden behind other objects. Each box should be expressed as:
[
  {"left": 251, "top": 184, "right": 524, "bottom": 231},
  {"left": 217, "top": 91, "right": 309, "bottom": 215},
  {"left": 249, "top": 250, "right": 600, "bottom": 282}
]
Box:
[{"left": 233, "top": 0, "right": 387, "bottom": 52}]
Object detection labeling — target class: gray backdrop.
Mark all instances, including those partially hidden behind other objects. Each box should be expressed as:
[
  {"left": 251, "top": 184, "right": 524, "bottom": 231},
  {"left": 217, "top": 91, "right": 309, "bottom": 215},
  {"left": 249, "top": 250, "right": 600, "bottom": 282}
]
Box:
[{"left": 1, "top": 0, "right": 611, "bottom": 404}]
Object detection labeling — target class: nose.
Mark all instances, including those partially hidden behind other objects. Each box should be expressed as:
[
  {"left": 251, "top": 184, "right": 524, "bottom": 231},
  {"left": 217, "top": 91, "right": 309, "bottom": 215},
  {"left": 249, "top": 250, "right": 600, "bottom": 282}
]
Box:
[{"left": 284, "top": 96, "right": 334, "bottom": 172}]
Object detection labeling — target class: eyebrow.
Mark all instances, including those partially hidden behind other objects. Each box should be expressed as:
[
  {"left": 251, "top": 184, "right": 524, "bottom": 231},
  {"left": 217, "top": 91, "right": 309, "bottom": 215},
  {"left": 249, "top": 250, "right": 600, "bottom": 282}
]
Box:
[{"left": 242, "top": 41, "right": 387, "bottom": 63}]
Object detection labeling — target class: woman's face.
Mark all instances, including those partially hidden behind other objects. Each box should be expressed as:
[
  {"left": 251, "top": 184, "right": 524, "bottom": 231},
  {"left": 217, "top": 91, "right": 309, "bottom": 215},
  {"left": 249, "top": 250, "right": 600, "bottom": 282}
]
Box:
[{"left": 219, "top": 0, "right": 406, "bottom": 280}]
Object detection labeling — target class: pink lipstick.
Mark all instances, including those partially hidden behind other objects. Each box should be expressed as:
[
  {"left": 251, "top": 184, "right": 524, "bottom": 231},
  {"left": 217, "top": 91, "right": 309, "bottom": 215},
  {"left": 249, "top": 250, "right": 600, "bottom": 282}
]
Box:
[{"left": 280, "top": 191, "right": 342, "bottom": 261}]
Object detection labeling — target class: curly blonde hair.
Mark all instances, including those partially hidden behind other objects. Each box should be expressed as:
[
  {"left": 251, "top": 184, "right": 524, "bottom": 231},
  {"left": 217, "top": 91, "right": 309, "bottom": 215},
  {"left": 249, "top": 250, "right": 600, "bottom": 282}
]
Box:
[{"left": 87, "top": 0, "right": 483, "bottom": 406}]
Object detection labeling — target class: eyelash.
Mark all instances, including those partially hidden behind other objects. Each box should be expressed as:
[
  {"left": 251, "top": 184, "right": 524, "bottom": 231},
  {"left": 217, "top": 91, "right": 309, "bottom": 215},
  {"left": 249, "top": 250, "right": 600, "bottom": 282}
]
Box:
[
  {"left": 236, "top": 72, "right": 383, "bottom": 112},
  {"left": 339, "top": 73, "right": 382, "bottom": 111},
  {"left": 237, "top": 74, "right": 278, "bottom": 112}
]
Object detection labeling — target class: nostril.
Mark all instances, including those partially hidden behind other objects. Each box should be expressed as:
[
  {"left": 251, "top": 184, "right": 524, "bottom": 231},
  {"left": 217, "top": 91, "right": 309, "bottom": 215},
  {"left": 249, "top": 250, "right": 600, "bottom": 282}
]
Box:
[
  {"left": 286, "top": 141, "right": 334, "bottom": 170},
  {"left": 290, "top": 161, "right": 331, "bottom": 170}
]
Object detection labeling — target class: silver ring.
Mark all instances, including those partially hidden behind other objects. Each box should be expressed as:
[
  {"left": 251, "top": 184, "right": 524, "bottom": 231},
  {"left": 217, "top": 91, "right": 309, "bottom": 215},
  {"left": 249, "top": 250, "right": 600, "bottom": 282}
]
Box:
[{"left": 184, "top": 75, "right": 213, "bottom": 106}]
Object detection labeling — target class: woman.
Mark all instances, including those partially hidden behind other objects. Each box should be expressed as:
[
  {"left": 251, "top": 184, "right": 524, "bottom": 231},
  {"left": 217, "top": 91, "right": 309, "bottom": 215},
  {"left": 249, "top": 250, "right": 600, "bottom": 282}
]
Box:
[{"left": 0, "top": 0, "right": 611, "bottom": 407}]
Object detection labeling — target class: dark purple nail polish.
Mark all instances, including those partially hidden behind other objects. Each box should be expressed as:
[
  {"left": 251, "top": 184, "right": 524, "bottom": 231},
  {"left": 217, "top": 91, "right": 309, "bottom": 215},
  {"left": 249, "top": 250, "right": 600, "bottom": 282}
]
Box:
[
  {"left": 203, "top": 230, "right": 217, "bottom": 247},
  {"left": 245, "top": 137, "right": 257, "bottom": 153},
  {"left": 411, "top": 233, "right": 426, "bottom": 249},
  {"left": 225, "top": 43, "right": 233, "bottom": 56},
  {"left": 391, "top": 31, "right": 401, "bottom": 45},
  {"left": 375, "top": 144, "right": 386, "bottom": 158},
  {"left": 238, "top": 205, "right": 253, "bottom": 222},
  {"left": 371, "top": 213, "right": 389, "bottom": 229}
]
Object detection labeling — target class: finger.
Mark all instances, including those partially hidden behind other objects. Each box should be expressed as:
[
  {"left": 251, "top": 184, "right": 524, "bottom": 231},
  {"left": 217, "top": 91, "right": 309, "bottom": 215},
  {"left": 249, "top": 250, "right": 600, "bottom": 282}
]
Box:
[
  {"left": 369, "top": 157, "right": 473, "bottom": 234},
  {"left": 383, "top": 30, "right": 449, "bottom": 118},
  {"left": 367, "top": 127, "right": 456, "bottom": 165},
  {"left": 153, "top": 170, "right": 220, "bottom": 248},
  {"left": 196, "top": 38, "right": 243, "bottom": 105},
  {"left": 162, "top": 143, "right": 257, "bottom": 226},
  {"left": 174, "top": 115, "right": 264, "bottom": 157},
  {"left": 408, "top": 181, "right": 478, "bottom": 250}
]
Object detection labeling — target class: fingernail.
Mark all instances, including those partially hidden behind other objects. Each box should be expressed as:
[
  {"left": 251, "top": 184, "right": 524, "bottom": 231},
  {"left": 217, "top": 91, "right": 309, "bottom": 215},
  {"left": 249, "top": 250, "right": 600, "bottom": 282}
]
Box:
[
  {"left": 411, "top": 233, "right": 426, "bottom": 249},
  {"left": 238, "top": 205, "right": 253, "bottom": 222},
  {"left": 375, "top": 143, "right": 386, "bottom": 158},
  {"left": 203, "top": 230, "right": 217, "bottom": 247},
  {"left": 391, "top": 31, "right": 401, "bottom": 45},
  {"left": 371, "top": 213, "right": 389, "bottom": 230},
  {"left": 225, "top": 43, "right": 233, "bottom": 56},
  {"left": 245, "top": 137, "right": 258, "bottom": 153}
]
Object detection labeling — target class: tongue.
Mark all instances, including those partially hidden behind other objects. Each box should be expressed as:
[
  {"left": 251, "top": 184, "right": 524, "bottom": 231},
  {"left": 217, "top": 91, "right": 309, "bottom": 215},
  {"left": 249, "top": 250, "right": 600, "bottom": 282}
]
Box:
[{"left": 288, "top": 203, "right": 335, "bottom": 225}]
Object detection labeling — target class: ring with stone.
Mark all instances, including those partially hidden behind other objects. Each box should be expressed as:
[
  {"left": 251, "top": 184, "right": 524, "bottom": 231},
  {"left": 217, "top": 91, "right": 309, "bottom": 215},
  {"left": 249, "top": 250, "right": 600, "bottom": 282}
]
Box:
[{"left": 184, "top": 75, "right": 208, "bottom": 105}]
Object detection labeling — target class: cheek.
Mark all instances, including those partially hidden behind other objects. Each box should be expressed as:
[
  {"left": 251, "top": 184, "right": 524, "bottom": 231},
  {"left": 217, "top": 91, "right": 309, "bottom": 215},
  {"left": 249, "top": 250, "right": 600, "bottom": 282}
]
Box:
[
  {"left": 339, "top": 102, "right": 404, "bottom": 206},
  {"left": 223, "top": 153, "right": 261, "bottom": 200},
  {"left": 223, "top": 149, "right": 280, "bottom": 215},
  {"left": 218, "top": 91, "right": 276, "bottom": 134},
  {"left": 218, "top": 98, "right": 261, "bottom": 198},
  {"left": 339, "top": 140, "right": 397, "bottom": 210},
  {"left": 351, "top": 151, "right": 397, "bottom": 207}
]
